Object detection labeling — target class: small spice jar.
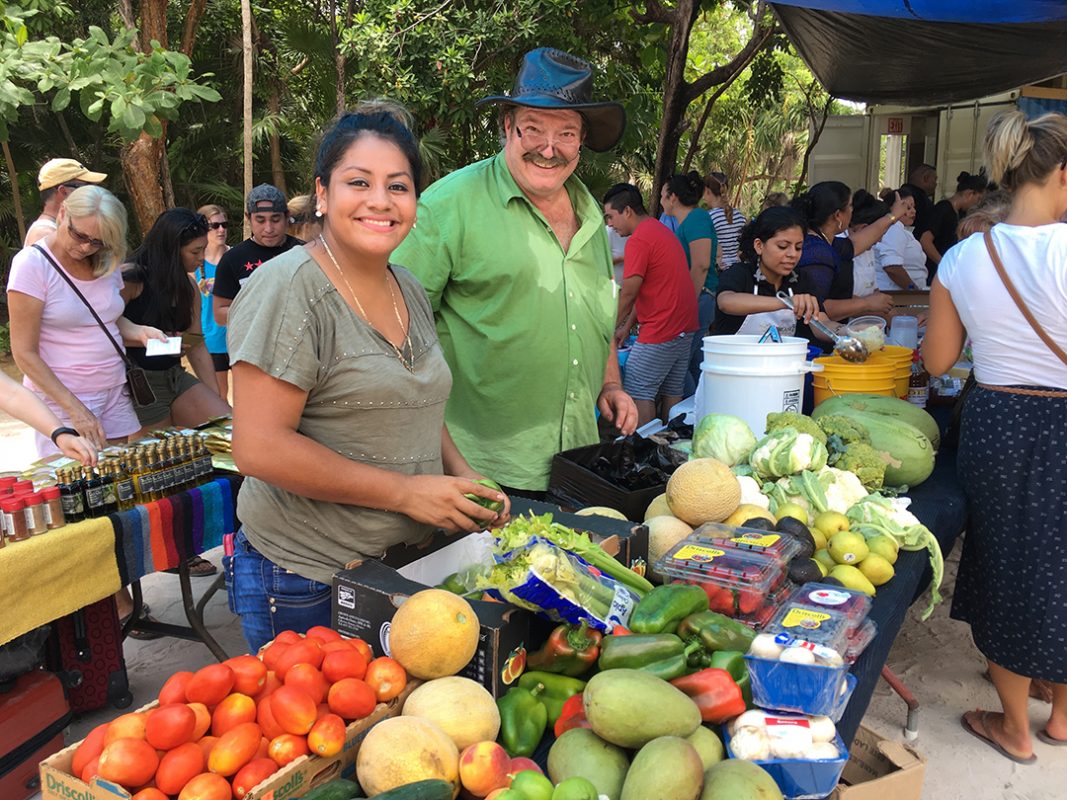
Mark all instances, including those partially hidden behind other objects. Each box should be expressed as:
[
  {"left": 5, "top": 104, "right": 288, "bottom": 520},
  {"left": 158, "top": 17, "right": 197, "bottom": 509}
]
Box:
[
  {"left": 40, "top": 486, "right": 65, "bottom": 530},
  {"left": 23, "top": 493, "right": 47, "bottom": 536},
  {"left": 0, "top": 476, "right": 16, "bottom": 493},
  {"left": 12, "top": 480, "right": 34, "bottom": 496},
  {"left": 1, "top": 496, "right": 29, "bottom": 542}
]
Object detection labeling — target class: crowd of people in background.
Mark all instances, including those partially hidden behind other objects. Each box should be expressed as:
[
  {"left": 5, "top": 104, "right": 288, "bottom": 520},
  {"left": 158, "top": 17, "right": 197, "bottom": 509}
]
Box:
[{"left": 2, "top": 47, "right": 1065, "bottom": 762}]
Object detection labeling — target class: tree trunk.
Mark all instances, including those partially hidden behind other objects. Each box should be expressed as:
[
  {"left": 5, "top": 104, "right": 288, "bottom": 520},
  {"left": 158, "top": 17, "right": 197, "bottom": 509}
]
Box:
[
  {"left": 120, "top": 133, "right": 166, "bottom": 234},
  {"left": 2, "top": 140, "right": 26, "bottom": 242},
  {"left": 795, "top": 95, "right": 834, "bottom": 194},
  {"left": 242, "top": 0, "right": 254, "bottom": 239},
  {"left": 269, "top": 85, "right": 286, "bottom": 193}
]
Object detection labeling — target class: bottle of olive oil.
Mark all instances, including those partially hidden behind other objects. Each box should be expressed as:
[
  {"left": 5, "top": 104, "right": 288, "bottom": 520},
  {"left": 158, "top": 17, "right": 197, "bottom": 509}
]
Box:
[
  {"left": 83, "top": 467, "right": 105, "bottom": 518},
  {"left": 57, "top": 468, "right": 85, "bottom": 523}
]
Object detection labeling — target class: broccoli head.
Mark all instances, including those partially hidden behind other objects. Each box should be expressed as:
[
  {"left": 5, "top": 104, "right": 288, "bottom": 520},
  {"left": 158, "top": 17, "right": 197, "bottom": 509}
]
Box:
[
  {"left": 832, "top": 442, "right": 890, "bottom": 491},
  {"left": 817, "top": 415, "right": 871, "bottom": 456},
  {"left": 765, "top": 412, "right": 827, "bottom": 444}
]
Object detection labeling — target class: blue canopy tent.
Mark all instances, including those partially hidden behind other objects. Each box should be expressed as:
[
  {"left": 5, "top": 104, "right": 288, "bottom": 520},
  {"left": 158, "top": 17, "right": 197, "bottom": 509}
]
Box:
[{"left": 770, "top": 1, "right": 1067, "bottom": 105}]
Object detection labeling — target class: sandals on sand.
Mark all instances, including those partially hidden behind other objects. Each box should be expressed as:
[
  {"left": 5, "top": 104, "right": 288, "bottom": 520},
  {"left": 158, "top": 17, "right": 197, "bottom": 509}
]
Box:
[
  {"left": 961, "top": 711, "right": 1037, "bottom": 765},
  {"left": 1036, "top": 729, "right": 1067, "bottom": 747},
  {"left": 164, "top": 555, "right": 218, "bottom": 577}
]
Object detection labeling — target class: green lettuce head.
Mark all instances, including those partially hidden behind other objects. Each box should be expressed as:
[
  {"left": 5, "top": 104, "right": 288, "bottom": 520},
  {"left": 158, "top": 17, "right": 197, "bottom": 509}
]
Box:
[{"left": 692, "top": 413, "right": 757, "bottom": 466}]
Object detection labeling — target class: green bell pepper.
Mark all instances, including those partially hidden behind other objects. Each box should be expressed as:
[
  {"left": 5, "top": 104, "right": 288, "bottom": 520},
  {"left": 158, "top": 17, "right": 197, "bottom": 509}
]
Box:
[
  {"left": 497, "top": 686, "right": 547, "bottom": 757},
  {"left": 628, "top": 584, "right": 709, "bottom": 635},
  {"left": 516, "top": 671, "right": 586, "bottom": 724},
  {"left": 597, "top": 633, "right": 702, "bottom": 681},
  {"left": 676, "top": 610, "right": 756, "bottom": 654},
  {"left": 708, "top": 649, "right": 752, "bottom": 707}
]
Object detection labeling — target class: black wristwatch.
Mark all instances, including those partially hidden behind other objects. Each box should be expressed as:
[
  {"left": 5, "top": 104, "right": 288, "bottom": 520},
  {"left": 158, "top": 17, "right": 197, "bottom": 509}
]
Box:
[{"left": 50, "top": 426, "right": 80, "bottom": 446}]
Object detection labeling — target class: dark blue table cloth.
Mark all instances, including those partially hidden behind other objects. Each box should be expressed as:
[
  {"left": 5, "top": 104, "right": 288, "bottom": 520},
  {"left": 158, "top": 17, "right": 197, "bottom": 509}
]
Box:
[{"left": 836, "top": 433, "right": 968, "bottom": 746}]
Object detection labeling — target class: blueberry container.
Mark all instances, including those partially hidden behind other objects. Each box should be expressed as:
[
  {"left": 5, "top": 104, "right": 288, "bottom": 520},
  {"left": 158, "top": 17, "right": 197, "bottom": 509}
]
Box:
[
  {"left": 724, "top": 730, "right": 850, "bottom": 800},
  {"left": 745, "top": 655, "right": 857, "bottom": 720}
]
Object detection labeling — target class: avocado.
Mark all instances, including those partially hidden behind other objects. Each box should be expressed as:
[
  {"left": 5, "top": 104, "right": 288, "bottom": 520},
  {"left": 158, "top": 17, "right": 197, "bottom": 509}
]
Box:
[
  {"left": 741, "top": 517, "right": 777, "bottom": 532},
  {"left": 776, "top": 517, "right": 816, "bottom": 559},
  {"left": 788, "top": 558, "right": 823, "bottom": 585}
]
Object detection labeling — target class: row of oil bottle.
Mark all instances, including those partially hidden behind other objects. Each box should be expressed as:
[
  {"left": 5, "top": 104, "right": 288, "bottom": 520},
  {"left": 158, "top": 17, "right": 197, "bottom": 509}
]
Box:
[{"left": 0, "top": 435, "right": 214, "bottom": 543}]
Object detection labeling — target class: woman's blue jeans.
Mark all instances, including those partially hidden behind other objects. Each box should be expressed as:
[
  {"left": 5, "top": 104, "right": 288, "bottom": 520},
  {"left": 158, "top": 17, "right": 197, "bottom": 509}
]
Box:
[{"left": 224, "top": 528, "right": 332, "bottom": 652}]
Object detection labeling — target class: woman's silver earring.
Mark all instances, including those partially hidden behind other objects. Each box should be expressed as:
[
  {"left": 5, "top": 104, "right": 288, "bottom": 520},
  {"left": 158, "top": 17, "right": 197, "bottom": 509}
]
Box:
[
  {"left": 315, "top": 208, "right": 323, "bottom": 218},
  {"left": 412, "top": 218, "right": 417, "bottom": 229}
]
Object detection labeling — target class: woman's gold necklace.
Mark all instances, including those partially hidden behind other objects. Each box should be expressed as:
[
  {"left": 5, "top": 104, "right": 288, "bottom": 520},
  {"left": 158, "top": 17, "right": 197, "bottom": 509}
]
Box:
[{"left": 318, "top": 234, "right": 414, "bottom": 372}]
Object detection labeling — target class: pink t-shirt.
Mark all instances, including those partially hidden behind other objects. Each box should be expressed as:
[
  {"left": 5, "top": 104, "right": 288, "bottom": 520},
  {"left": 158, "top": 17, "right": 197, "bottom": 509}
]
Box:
[{"left": 7, "top": 243, "right": 128, "bottom": 394}]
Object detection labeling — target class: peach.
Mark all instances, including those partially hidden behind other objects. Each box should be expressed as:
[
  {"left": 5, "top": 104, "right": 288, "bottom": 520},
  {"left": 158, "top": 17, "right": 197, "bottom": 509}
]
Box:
[{"left": 459, "top": 741, "right": 511, "bottom": 797}]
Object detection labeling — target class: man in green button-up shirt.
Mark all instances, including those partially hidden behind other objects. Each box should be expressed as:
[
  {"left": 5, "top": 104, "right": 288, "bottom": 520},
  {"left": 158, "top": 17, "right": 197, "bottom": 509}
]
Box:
[{"left": 393, "top": 48, "right": 638, "bottom": 493}]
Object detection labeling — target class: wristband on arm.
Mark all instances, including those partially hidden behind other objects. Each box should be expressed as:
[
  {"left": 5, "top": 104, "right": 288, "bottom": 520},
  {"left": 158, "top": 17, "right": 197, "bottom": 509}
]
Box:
[{"left": 50, "top": 426, "right": 79, "bottom": 446}]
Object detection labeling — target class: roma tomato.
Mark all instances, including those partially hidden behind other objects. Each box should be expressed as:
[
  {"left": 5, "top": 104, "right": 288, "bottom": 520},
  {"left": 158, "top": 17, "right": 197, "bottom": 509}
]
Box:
[
  {"left": 207, "top": 721, "right": 261, "bottom": 777},
  {"left": 326, "top": 678, "right": 377, "bottom": 721},
  {"left": 348, "top": 638, "right": 373, "bottom": 661},
  {"left": 211, "top": 693, "right": 257, "bottom": 736},
  {"left": 284, "top": 663, "right": 328, "bottom": 704},
  {"left": 321, "top": 649, "right": 368, "bottom": 684},
  {"left": 185, "top": 664, "right": 235, "bottom": 707},
  {"left": 256, "top": 696, "right": 285, "bottom": 740},
  {"left": 250, "top": 670, "right": 282, "bottom": 704},
  {"left": 104, "top": 712, "right": 147, "bottom": 745},
  {"left": 305, "top": 625, "right": 343, "bottom": 644},
  {"left": 178, "top": 772, "right": 231, "bottom": 800},
  {"left": 145, "top": 703, "right": 197, "bottom": 750},
  {"left": 232, "top": 757, "right": 278, "bottom": 799},
  {"left": 158, "top": 671, "right": 194, "bottom": 705},
  {"left": 273, "top": 639, "right": 324, "bottom": 678},
  {"left": 271, "top": 630, "right": 304, "bottom": 646},
  {"left": 196, "top": 735, "right": 218, "bottom": 761},
  {"left": 187, "top": 703, "right": 212, "bottom": 740},
  {"left": 71, "top": 723, "right": 109, "bottom": 778},
  {"left": 260, "top": 641, "right": 291, "bottom": 673},
  {"left": 155, "top": 742, "right": 205, "bottom": 795},
  {"left": 364, "top": 657, "right": 407, "bottom": 702},
  {"left": 267, "top": 734, "right": 309, "bottom": 767},
  {"left": 131, "top": 789, "right": 169, "bottom": 800},
  {"left": 270, "top": 686, "right": 317, "bottom": 735},
  {"left": 97, "top": 738, "right": 159, "bottom": 789},
  {"left": 307, "top": 714, "right": 346, "bottom": 757},
  {"left": 224, "top": 654, "right": 268, "bottom": 696}
]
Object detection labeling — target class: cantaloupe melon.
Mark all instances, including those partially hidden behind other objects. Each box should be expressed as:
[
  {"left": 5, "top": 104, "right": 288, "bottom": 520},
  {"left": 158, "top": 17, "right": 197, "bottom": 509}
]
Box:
[
  {"left": 402, "top": 676, "right": 500, "bottom": 750},
  {"left": 357, "top": 716, "right": 459, "bottom": 797},
  {"left": 390, "top": 589, "right": 479, "bottom": 679},
  {"left": 646, "top": 516, "right": 694, "bottom": 582},
  {"left": 574, "top": 506, "right": 629, "bottom": 521},
  {"left": 643, "top": 493, "right": 672, "bottom": 521},
  {"left": 666, "top": 458, "right": 741, "bottom": 527}
]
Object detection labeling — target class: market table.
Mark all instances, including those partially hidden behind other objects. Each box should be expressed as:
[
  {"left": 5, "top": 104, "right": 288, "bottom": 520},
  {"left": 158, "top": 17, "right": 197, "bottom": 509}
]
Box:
[
  {"left": 0, "top": 475, "right": 242, "bottom": 659},
  {"left": 836, "top": 442, "right": 967, "bottom": 747}
]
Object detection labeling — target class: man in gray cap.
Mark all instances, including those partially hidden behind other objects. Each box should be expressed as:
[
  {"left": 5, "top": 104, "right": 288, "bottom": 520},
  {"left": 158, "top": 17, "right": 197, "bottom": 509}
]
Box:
[
  {"left": 213, "top": 184, "right": 303, "bottom": 327},
  {"left": 24, "top": 158, "right": 107, "bottom": 246},
  {"left": 393, "top": 48, "right": 638, "bottom": 497}
]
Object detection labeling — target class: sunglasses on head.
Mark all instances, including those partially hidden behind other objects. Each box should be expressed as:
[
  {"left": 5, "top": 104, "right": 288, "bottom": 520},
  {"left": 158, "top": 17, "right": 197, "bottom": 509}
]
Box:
[{"left": 208, "top": 221, "right": 229, "bottom": 230}]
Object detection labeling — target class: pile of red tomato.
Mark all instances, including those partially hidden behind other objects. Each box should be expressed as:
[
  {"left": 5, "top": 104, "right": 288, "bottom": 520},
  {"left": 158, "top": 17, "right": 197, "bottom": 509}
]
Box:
[{"left": 69, "top": 626, "right": 407, "bottom": 799}]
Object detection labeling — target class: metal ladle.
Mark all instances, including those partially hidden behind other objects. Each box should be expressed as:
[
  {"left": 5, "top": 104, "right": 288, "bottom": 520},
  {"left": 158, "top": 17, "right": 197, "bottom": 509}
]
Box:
[{"left": 775, "top": 291, "right": 869, "bottom": 363}]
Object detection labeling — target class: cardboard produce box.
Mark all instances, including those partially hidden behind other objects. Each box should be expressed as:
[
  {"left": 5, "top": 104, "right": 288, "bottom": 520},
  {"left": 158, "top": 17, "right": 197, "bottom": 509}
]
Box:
[
  {"left": 39, "top": 684, "right": 413, "bottom": 800},
  {"left": 829, "top": 725, "right": 926, "bottom": 800},
  {"left": 332, "top": 498, "right": 647, "bottom": 698}
]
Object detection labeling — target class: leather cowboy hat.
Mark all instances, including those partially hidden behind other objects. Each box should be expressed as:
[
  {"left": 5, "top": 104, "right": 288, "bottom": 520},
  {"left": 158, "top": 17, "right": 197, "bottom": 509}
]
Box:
[{"left": 476, "top": 48, "right": 626, "bottom": 152}]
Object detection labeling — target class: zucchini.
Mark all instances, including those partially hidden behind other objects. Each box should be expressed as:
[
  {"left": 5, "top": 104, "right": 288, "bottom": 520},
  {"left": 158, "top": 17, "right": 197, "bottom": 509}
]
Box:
[
  {"left": 300, "top": 778, "right": 362, "bottom": 800},
  {"left": 370, "top": 779, "right": 455, "bottom": 800}
]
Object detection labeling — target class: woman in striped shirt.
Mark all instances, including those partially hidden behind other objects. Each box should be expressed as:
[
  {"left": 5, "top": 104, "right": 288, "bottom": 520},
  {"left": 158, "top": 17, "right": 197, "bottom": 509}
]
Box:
[{"left": 704, "top": 171, "right": 747, "bottom": 270}]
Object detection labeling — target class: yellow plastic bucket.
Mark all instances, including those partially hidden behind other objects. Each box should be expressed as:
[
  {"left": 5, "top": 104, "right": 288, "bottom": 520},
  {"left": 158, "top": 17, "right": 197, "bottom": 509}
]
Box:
[
  {"left": 812, "top": 355, "right": 897, "bottom": 407},
  {"left": 878, "top": 345, "right": 914, "bottom": 399}
]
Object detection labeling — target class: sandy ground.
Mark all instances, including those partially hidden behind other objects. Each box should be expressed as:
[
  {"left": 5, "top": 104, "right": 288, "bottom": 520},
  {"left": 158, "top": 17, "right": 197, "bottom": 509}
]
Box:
[{"left": 1, "top": 355, "right": 1061, "bottom": 799}]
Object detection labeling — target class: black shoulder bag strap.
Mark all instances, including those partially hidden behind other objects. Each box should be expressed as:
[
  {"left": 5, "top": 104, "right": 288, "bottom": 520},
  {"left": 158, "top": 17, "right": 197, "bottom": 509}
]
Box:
[{"left": 31, "top": 244, "right": 132, "bottom": 368}]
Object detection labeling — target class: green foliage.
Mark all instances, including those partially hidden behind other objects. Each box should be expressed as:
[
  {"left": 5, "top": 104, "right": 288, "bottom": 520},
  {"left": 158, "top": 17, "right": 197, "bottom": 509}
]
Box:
[{"left": 0, "top": 322, "right": 9, "bottom": 358}]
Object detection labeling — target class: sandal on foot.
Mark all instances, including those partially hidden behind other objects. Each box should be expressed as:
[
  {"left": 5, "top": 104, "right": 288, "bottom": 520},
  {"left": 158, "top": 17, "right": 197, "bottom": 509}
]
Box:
[
  {"left": 961, "top": 711, "right": 1037, "bottom": 765},
  {"left": 1036, "top": 729, "right": 1067, "bottom": 746},
  {"left": 165, "top": 555, "right": 218, "bottom": 577},
  {"left": 120, "top": 607, "right": 164, "bottom": 641}
]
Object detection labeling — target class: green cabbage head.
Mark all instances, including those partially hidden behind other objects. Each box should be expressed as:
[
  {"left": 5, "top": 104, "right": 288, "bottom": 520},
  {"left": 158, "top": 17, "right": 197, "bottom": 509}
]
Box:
[{"left": 692, "top": 413, "right": 757, "bottom": 466}]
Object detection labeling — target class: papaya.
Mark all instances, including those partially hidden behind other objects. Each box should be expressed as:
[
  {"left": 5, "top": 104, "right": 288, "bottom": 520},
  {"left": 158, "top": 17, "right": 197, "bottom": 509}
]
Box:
[
  {"left": 547, "top": 728, "right": 629, "bottom": 800},
  {"left": 621, "top": 736, "right": 703, "bottom": 800},
  {"left": 700, "top": 759, "right": 783, "bottom": 800},
  {"left": 583, "top": 669, "right": 701, "bottom": 749}
]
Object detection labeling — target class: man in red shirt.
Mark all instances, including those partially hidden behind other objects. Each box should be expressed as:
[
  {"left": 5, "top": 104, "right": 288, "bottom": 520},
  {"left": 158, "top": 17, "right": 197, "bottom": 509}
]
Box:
[{"left": 604, "top": 183, "right": 700, "bottom": 425}]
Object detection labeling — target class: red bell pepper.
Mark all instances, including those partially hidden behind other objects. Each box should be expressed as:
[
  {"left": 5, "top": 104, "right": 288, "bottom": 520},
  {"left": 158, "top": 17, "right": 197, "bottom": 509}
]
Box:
[
  {"left": 669, "top": 667, "right": 746, "bottom": 724},
  {"left": 553, "top": 693, "right": 591, "bottom": 737},
  {"left": 612, "top": 625, "right": 632, "bottom": 636},
  {"left": 527, "top": 622, "right": 603, "bottom": 677}
]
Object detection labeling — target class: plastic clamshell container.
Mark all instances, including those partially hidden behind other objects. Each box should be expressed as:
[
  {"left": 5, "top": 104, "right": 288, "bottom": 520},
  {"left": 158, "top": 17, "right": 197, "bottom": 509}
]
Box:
[
  {"left": 690, "top": 522, "right": 804, "bottom": 564},
  {"left": 844, "top": 619, "right": 878, "bottom": 664},
  {"left": 784, "top": 582, "right": 872, "bottom": 633},
  {"left": 745, "top": 656, "right": 856, "bottom": 720},
  {"left": 657, "top": 539, "right": 788, "bottom": 627},
  {"left": 765, "top": 601, "right": 854, "bottom": 653},
  {"left": 723, "top": 728, "right": 850, "bottom": 800}
]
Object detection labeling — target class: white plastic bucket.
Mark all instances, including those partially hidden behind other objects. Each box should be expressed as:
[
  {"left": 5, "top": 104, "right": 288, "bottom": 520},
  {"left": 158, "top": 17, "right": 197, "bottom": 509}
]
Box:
[{"left": 696, "top": 335, "right": 822, "bottom": 437}]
